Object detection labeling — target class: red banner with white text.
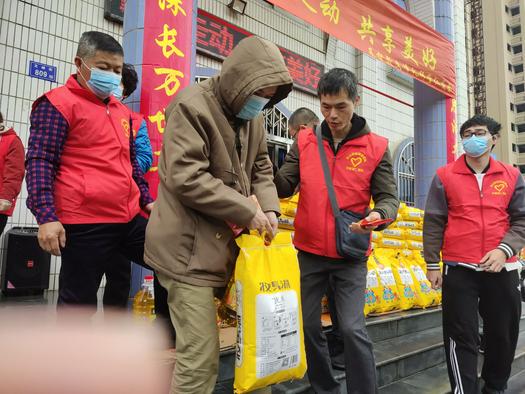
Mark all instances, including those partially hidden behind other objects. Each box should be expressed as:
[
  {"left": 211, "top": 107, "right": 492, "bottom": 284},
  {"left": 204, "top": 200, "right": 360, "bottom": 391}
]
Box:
[
  {"left": 140, "top": 0, "right": 196, "bottom": 198},
  {"left": 268, "top": 0, "right": 457, "bottom": 162},
  {"left": 267, "top": 0, "right": 456, "bottom": 97}
]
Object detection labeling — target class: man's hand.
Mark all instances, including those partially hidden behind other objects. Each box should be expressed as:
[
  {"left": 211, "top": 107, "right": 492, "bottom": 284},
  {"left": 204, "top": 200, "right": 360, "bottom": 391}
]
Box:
[
  {"left": 427, "top": 270, "right": 442, "bottom": 290},
  {"left": 480, "top": 248, "right": 507, "bottom": 272},
  {"left": 0, "top": 199, "right": 12, "bottom": 211},
  {"left": 248, "top": 207, "right": 274, "bottom": 241},
  {"left": 264, "top": 211, "right": 278, "bottom": 243},
  {"left": 38, "top": 221, "right": 66, "bottom": 256},
  {"left": 350, "top": 211, "right": 382, "bottom": 234},
  {"left": 144, "top": 202, "right": 154, "bottom": 214}
]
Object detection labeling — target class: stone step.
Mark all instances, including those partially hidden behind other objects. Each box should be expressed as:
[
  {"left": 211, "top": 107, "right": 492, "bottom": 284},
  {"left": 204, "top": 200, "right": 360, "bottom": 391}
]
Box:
[
  {"left": 215, "top": 308, "right": 443, "bottom": 393},
  {"left": 379, "top": 318, "right": 525, "bottom": 394},
  {"left": 215, "top": 308, "right": 525, "bottom": 393},
  {"left": 272, "top": 326, "right": 444, "bottom": 393},
  {"left": 365, "top": 307, "right": 442, "bottom": 343}
]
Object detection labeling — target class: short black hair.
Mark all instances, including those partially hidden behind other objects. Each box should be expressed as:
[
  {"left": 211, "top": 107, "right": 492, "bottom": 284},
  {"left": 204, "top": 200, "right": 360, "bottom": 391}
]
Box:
[
  {"left": 76, "top": 31, "right": 124, "bottom": 59},
  {"left": 317, "top": 68, "right": 359, "bottom": 101},
  {"left": 289, "top": 107, "right": 319, "bottom": 130},
  {"left": 460, "top": 114, "right": 502, "bottom": 136},
  {"left": 0, "top": 112, "right": 3, "bottom": 123},
  {"left": 121, "top": 63, "right": 139, "bottom": 98}
]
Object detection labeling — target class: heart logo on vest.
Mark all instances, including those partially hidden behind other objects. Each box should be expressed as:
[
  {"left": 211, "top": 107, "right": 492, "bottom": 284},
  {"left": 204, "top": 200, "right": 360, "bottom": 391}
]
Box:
[
  {"left": 490, "top": 180, "right": 508, "bottom": 196},
  {"left": 346, "top": 152, "right": 367, "bottom": 172},
  {"left": 351, "top": 157, "right": 363, "bottom": 167},
  {"left": 121, "top": 118, "right": 131, "bottom": 138}
]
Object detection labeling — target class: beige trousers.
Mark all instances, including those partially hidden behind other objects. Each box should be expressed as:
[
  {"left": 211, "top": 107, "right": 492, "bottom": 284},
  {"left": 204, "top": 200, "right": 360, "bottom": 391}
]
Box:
[{"left": 157, "top": 273, "right": 273, "bottom": 394}]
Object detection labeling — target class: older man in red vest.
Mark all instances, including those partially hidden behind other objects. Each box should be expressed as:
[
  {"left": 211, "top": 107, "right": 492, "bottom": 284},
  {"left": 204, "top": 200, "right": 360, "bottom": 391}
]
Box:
[
  {"left": 26, "top": 31, "right": 153, "bottom": 307},
  {"left": 275, "top": 68, "right": 399, "bottom": 394}
]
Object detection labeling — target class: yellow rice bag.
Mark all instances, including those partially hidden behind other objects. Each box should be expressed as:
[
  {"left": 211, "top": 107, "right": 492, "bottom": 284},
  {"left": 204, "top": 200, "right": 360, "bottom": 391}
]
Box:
[
  {"left": 378, "top": 238, "right": 407, "bottom": 249},
  {"left": 400, "top": 205, "right": 424, "bottom": 222},
  {"left": 381, "top": 228, "right": 405, "bottom": 240},
  {"left": 371, "top": 231, "right": 383, "bottom": 242},
  {"left": 372, "top": 251, "right": 401, "bottom": 313},
  {"left": 405, "top": 229, "right": 423, "bottom": 241},
  {"left": 409, "top": 263, "right": 441, "bottom": 308},
  {"left": 407, "top": 240, "right": 423, "bottom": 250},
  {"left": 391, "top": 256, "right": 417, "bottom": 310},
  {"left": 364, "top": 258, "right": 382, "bottom": 316},
  {"left": 234, "top": 233, "right": 307, "bottom": 392},
  {"left": 396, "top": 221, "right": 422, "bottom": 230}
]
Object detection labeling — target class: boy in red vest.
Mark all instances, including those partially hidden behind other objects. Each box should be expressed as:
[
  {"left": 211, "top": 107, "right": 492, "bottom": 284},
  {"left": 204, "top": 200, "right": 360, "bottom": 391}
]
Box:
[
  {"left": 0, "top": 111, "right": 25, "bottom": 234},
  {"left": 424, "top": 115, "right": 525, "bottom": 394},
  {"left": 26, "top": 31, "right": 153, "bottom": 307},
  {"left": 275, "top": 68, "right": 399, "bottom": 394}
]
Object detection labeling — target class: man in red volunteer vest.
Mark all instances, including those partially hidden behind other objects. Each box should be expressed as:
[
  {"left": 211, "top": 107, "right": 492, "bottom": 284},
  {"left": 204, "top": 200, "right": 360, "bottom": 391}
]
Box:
[
  {"left": 0, "top": 111, "right": 25, "bottom": 234},
  {"left": 275, "top": 68, "right": 399, "bottom": 394},
  {"left": 26, "top": 31, "right": 153, "bottom": 307},
  {"left": 424, "top": 115, "right": 525, "bottom": 394}
]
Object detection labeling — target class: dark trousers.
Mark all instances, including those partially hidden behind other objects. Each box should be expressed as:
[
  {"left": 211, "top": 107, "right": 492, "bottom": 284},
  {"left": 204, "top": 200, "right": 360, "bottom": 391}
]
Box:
[
  {"left": 59, "top": 215, "right": 176, "bottom": 346},
  {"left": 0, "top": 214, "right": 8, "bottom": 235},
  {"left": 327, "top": 281, "right": 345, "bottom": 369},
  {"left": 298, "top": 250, "right": 378, "bottom": 394},
  {"left": 442, "top": 265, "right": 522, "bottom": 393},
  {"left": 59, "top": 216, "right": 149, "bottom": 306},
  {"left": 101, "top": 254, "right": 131, "bottom": 308}
]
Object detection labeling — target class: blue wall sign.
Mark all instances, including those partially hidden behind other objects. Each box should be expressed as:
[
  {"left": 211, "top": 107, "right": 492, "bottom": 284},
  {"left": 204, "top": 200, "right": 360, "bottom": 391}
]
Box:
[{"left": 28, "top": 61, "right": 57, "bottom": 82}]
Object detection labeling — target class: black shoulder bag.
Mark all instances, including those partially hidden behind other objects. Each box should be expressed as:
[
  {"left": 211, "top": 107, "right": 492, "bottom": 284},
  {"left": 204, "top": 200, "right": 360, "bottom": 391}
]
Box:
[{"left": 316, "top": 125, "right": 370, "bottom": 260}]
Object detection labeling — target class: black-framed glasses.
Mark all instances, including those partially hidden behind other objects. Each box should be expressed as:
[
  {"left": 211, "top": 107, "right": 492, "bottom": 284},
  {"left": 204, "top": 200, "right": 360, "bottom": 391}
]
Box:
[{"left": 462, "top": 130, "right": 488, "bottom": 139}]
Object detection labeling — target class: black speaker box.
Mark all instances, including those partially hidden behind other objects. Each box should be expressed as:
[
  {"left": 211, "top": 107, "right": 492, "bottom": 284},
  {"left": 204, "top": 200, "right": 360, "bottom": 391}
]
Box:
[{"left": 1, "top": 227, "right": 51, "bottom": 295}]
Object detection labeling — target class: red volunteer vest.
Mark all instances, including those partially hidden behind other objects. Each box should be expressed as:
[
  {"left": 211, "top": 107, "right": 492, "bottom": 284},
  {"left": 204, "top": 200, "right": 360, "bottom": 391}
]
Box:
[
  {"left": 438, "top": 155, "right": 519, "bottom": 264},
  {"left": 130, "top": 112, "right": 144, "bottom": 139},
  {"left": 294, "top": 129, "right": 388, "bottom": 258},
  {"left": 0, "top": 129, "right": 21, "bottom": 216},
  {"left": 39, "top": 75, "right": 140, "bottom": 224}
]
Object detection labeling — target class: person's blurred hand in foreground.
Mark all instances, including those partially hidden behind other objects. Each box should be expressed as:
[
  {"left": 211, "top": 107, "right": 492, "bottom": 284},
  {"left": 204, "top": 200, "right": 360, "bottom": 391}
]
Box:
[{"left": 0, "top": 308, "right": 170, "bottom": 394}]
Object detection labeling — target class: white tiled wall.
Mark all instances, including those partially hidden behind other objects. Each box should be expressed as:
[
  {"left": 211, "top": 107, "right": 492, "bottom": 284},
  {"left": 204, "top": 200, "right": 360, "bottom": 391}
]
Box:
[{"left": 0, "top": 0, "right": 122, "bottom": 290}]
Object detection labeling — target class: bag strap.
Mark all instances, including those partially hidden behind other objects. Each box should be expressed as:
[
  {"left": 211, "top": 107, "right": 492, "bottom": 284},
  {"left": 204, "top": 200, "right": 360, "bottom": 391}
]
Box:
[{"left": 315, "top": 124, "right": 340, "bottom": 218}]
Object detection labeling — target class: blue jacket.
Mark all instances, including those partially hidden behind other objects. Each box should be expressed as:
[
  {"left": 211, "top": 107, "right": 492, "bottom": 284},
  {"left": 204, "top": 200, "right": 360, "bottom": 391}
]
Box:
[{"left": 135, "top": 119, "right": 153, "bottom": 174}]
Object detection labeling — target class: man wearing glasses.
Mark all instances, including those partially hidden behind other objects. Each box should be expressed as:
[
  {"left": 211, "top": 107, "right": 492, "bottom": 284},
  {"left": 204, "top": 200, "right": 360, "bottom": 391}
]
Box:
[{"left": 423, "top": 115, "right": 525, "bottom": 394}]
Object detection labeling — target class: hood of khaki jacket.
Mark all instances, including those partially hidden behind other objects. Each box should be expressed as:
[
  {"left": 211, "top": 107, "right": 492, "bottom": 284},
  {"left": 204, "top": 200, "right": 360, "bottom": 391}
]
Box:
[
  {"left": 216, "top": 36, "right": 293, "bottom": 118},
  {"left": 144, "top": 36, "right": 293, "bottom": 288}
]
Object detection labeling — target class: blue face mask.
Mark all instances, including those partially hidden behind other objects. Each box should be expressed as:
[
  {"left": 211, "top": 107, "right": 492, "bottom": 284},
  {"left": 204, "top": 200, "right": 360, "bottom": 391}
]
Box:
[
  {"left": 113, "top": 85, "right": 124, "bottom": 100},
  {"left": 462, "top": 135, "right": 491, "bottom": 157},
  {"left": 79, "top": 59, "right": 122, "bottom": 99},
  {"left": 237, "top": 95, "right": 270, "bottom": 120}
]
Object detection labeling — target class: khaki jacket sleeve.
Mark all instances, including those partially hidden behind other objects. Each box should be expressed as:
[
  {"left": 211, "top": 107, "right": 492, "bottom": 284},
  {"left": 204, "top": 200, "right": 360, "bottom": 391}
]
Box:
[
  {"left": 163, "top": 104, "right": 257, "bottom": 227},
  {"left": 370, "top": 148, "right": 400, "bottom": 223},
  {"left": 274, "top": 140, "right": 300, "bottom": 199},
  {"left": 250, "top": 130, "right": 280, "bottom": 213}
]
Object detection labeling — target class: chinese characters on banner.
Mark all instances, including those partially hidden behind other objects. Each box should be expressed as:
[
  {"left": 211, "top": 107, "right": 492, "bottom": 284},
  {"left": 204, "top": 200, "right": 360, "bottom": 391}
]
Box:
[
  {"left": 196, "top": 10, "right": 324, "bottom": 95},
  {"left": 268, "top": 0, "right": 456, "bottom": 97},
  {"left": 267, "top": 0, "right": 457, "bottom": 160},
  {"left": 140, "top": 0, "right": 195, "bottom": 198}
]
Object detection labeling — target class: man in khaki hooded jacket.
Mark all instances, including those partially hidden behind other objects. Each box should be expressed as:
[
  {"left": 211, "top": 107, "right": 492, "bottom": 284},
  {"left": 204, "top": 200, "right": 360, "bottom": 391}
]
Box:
[{"left": 145, "top": 36, "right": 293, "bottom": 393}]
